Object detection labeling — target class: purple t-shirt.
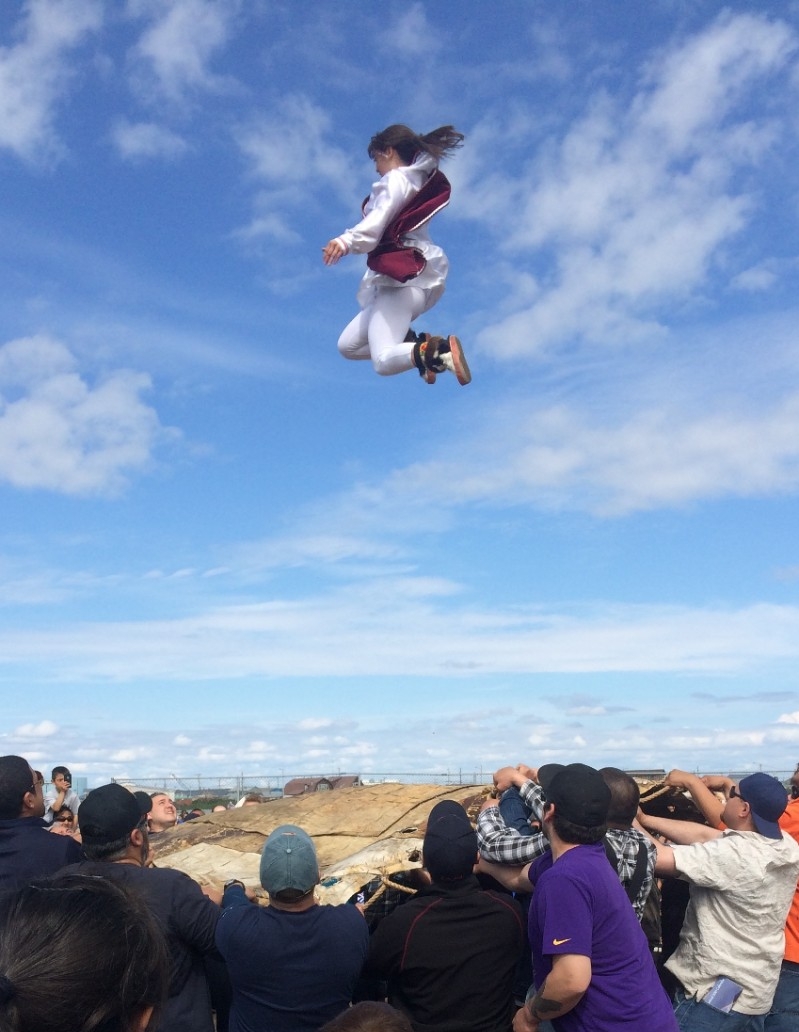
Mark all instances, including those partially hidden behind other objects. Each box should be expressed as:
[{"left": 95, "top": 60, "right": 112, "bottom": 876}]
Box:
[{"left": 528, "top": 842, "right": 677, "bottom": 1032}]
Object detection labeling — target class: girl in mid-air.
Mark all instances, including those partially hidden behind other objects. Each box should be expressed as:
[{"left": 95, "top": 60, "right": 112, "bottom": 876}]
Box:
[{"left": 322, "top": 124, "right": 469, "bottom": 386}]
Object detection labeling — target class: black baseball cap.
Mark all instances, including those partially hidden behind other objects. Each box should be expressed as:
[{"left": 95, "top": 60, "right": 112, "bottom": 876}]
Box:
[
  {"left": 79, "top": 784, "right": 151, "bottom": 846},
  {"left": 539, "top": 763, "right": 610, "bottom": 828},
  {"left": 423, "top": 800, "right": 478, "bottom": 881}
]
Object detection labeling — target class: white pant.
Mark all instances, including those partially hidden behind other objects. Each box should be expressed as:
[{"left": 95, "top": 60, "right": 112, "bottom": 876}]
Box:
[{"left": 337, "top": 286, "right": 427, "bottom": 376}]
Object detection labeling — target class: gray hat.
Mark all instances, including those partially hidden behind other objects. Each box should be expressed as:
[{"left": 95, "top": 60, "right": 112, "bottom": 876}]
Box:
[{"left": 260, "top": 825, "right": 319, "bottom": 895}]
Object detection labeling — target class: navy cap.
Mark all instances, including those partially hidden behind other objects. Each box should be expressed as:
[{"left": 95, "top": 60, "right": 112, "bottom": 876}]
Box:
[{"left": 737, "top": 773, "right": 787, "bottom": 840}]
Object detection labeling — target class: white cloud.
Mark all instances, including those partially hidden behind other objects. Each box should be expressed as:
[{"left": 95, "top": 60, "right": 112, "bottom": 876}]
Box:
[
  {"left": 769, "top": 726, "right": 799, "bottom": 743},
  {"left": 377, "top": 4, "right": 439, "bottom": 59},
  {"left": 421, "top": 393, "right": 799, "bottom": 517},
  {"left": 233, "top": 95, "right": 355, "bottom": 241},
  {"left": 13, "top": 719, "right": 59, "bottom": 738},
  {"left": 731, "top": 262, "right": 781, "bottom": 292},
  {"left": 126, "top": 0, "right": 238, "bottom": 105},
  {"left": 0, "top": 335, "right": 175, "bottom": 496},
  {"left": 463, "top": 12, "right": 798, "bottom": 357},
  {"left": 310, "top": 302, "right": 799, "bottom": 514},
  {"left": 2, "top": 593, "right": 798, "bottom": 684},
  {"left": 232, "top": 214, "right": 302, "bottom": 246},
  {"left": 0, "top": 0, "right": 102, "bottom": 163},
  {"left": 109, "top": 747, "right": 154, "bottom": 762},
  {"left": 297, "top": 718, "right": 335, "bottom": 731},
  {"left": 3, "top": 703, "right": 798, "bottom": 786},
  {"left": 111, "top": 119, "right": 188, "bottom": 160},
  {"left": 195, "top": 745, "right": 228, "bottom": 762}
]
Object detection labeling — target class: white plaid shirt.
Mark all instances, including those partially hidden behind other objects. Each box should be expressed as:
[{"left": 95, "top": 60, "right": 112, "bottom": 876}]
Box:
[{"left": 477, "top": 780, "right": 656, "bottom": 920}]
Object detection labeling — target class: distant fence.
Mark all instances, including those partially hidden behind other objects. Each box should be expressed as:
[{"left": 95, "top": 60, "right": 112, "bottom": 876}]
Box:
[
  {"left": 112, "top": 770, "right": 488, "bottom": 801},
  {"left": 111, "top": 769, "right": 796, "bottom": 802}
]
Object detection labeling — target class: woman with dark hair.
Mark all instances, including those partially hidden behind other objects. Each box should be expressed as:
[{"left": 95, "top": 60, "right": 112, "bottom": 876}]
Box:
[
  {"left": 0, "top": 874, "right": 168, "bottom": 1032},
  {"left": 48, "top": 805, "right": 77, "bottom": 836},
  {"left": 320, "top": 1001, "right": 413, "bottom": 1032},
  {"left": 323, "top": 124, "right": 470, "bottom": 386}
]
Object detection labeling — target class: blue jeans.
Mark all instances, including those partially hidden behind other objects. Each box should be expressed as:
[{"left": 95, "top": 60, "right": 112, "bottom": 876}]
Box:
[
  {"left": 673, "top": 989, "right": 765, "bottom": 1032},
  {"left": 765, "top": 961, "right": 799, "bottom": 1032},
  {"left": 499, "top": 786, "right": 535, "bottom": 835}
]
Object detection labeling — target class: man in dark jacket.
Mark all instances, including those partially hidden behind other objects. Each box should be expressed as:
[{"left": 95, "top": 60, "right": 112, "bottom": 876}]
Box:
[
  {"left": 216, "top": 823, "right": 369, "bottom": 1032},
  {"left": 0, "top": 754, "right": 83, "bottom": 891},
  {"left": 365, "top": 799, "right": 525, "bottom": 1032},
  {"left": 65, "top": 782, "right": 222, "bottom": 1032}
]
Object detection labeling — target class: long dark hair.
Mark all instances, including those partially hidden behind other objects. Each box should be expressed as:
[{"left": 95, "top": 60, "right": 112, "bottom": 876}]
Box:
[
  {"left": 367, "top": 124, "right": 464, "bottom": 164},
  {"left": 0, "top": 874, "right": 168, "bottom": 1032},
  {"left": 321, "top": 1002, "right": 414, "bottom": 1032}
]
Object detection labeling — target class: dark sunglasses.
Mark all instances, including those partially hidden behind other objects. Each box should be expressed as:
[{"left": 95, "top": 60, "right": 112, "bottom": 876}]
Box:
[{"left": 729, "top": 785, "right": 743, "bottom": 800}]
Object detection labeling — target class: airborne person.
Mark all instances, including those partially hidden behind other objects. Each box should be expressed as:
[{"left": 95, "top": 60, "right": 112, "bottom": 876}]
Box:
[{"left": 323, "top": 124, "right": 470, "bottom": 386}]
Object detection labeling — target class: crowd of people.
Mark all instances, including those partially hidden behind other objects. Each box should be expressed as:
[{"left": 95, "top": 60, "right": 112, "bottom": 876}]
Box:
[{"left": 0, "top": 752, "right": 798, "bottom": 1032}]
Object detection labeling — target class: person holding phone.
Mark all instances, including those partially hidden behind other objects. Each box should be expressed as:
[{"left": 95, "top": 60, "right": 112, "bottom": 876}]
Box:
[{"left": 44, "top": 765, "right": 80, "bottom": 825}]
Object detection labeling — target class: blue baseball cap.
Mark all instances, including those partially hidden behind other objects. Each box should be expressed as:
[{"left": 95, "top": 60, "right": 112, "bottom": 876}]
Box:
[{"left": 737, "top": 773, "right": 787, "bottom": 840}]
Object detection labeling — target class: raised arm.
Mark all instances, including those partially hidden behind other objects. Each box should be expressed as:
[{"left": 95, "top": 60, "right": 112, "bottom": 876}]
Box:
[
  {"left": 477, "top": 791, "right": 549, "bottom": 865},
  {"left": 634, "top": 809, "right": 722, "bottom": 878},
  {"left": 637, "top": 810, "right": 722, "bottom": 846},
  {"left": 323, "top": 168, "right": 417, "bottom": 267},
  {"left": 664, "top": 769, "right": 725, "bottom": 828},
  {"left": 475, "top": 854, "right": 533, "bottom": 894}
]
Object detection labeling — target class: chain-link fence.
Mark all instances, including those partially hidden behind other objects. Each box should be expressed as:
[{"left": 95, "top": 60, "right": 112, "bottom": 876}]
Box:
[
  {"left": 111, "top": 768, "right": 797, "bottom": 805},
  {"left": 111, "top": 770, "right": 490, "bottom": 803}
]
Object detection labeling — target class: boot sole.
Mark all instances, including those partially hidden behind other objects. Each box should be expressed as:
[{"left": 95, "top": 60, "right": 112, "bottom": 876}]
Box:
[
  {"left": 448, "top": 336, "right": 471, "bottom": 385},
  {"left": 418, "top": 333, "right": 436, "bottom": 384}
]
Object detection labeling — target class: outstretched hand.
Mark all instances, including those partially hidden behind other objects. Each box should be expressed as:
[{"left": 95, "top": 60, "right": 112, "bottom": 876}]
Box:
[
  {"left": 322, "top": 239, "right": 346, "bottom": 265},
  {"left": 493, "top": 765, "right": 537, "bottom": 791},
  {"left": 664, "top": 769, "right": 697, "bottom": 790}
]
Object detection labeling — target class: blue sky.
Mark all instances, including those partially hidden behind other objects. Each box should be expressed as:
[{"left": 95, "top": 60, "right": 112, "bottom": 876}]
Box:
[{"left": 2, "top": 0, "right": 799, "bottom": 786}]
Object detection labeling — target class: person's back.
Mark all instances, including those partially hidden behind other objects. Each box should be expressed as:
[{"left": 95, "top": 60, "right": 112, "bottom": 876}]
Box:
[
  {"left": 68, "top": 782, "right": 220, "bottom": 1032},
  {"left": 217, "top": 892, "right": 368, "bottom": 1032},
  {"left": 215, "top": 824, "right": 369, "bottom": 1032},
  {"left": 0, "top": 756, "right": 83, "bottom": 891},
  {"left": 366, "top": 800, "right": 525, "bottom": 1032},
  {"left": 73, "top": 859, "right": 219, "bottom": 1032},
  {"left": 529, "top": 842, "right": 675, "bottom": 1032},
  {"left": 368, "top": 876, "right": 524, "bottom": 1032}
]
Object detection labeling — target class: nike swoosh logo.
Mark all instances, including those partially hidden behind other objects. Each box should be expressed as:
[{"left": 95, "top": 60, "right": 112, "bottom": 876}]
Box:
[{"left": 552, "top": 938, "right": 571, "bottom": 946}]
